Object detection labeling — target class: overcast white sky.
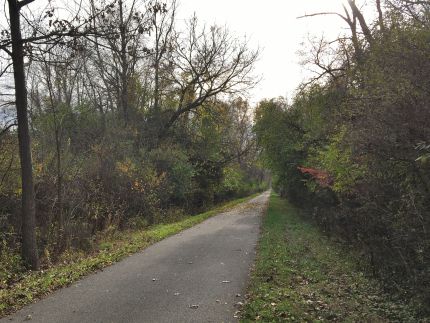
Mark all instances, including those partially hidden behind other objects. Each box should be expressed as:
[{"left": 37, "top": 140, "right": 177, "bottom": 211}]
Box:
[
  {"left": 0, "top": 0, "right": 374, "bottom": 115},
  {"left": 178, "top": 0, "right": 366, "bottom": 103}
]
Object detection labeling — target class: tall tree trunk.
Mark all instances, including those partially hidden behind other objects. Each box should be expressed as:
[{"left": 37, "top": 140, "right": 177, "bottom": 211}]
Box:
[
  {"left": 376, "top": 0, "right": 386, "bottom": 34},
  {"left": 8, "top": 0, "right": 39, "bottom": 270},
  {"left": 119, "top": 0, "right": 129, "bottom": 125},
  {"left": 154, "top": 22, "right": 160, "bottom": 115},
  {"left": 347, "top": 0, "right": 373, "bottom": 44},
  {"left": 55, "top": 125, "right": 64, "bottom": 251}
]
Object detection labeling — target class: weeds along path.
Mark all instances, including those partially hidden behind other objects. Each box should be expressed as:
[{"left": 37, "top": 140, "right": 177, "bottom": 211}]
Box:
[{"left": 1, "top": 191, "right": 270, "bottom": 323}]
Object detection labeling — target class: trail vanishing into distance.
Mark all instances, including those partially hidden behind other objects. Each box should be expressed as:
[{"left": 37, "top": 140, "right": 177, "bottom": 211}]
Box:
[
  {"left": 1, "top": 193, "right": 269, "bottom": 323},
  {"left": 1, "top": 0, "right": 429, "bottom": 321}
]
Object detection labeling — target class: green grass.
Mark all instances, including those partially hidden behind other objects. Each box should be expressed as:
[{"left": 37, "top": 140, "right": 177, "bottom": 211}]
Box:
[
  {"left": 0, "top": 193, "right": 260, "bottom": 318},
  {"left": 240, "top": 193, "right": 418, "bottom": 322}
]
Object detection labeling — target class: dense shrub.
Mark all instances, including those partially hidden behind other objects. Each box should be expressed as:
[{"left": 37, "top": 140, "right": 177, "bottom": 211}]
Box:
[{"left": 254, "top": 5, "right": 430, "bottom": 316}]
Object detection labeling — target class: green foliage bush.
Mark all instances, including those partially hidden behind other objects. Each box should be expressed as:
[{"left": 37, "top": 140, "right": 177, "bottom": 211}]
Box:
[
  {"left": 0, "top": 96, "right": 268, "bottom": 282},
  {"left": 309, "top": 127, "right": 365, "bottom": 193},
  {"left": 148, "top": 145, "right": 195, "bottom": 205},
  {"left": 0, "top": 240, "right": 25, "bottom": 288},
  {"left": 254, "top": 8, "right": 430, "bottom": 317}
]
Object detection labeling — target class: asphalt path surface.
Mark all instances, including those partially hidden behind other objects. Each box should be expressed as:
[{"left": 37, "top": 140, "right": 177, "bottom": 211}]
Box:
[{"left": 2, "top": 191, "right": 269, "bottom": 323}]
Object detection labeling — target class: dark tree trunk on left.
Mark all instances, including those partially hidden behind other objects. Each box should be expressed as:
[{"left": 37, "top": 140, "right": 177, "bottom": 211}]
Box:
[{"left": 8, "top": 0, "right": 39, "bottom": 270}]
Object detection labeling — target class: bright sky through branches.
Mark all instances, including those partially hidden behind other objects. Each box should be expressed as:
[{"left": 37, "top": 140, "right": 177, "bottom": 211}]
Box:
[
  {"left": 178, "top": 0, "right": 358, "bottom": 103},
  {"left": 0, "top": 0, "right": 374, "bottom": 109}
]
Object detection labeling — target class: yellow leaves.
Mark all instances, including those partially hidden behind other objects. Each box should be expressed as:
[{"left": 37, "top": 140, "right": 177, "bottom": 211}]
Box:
[
  {"left": 14, "top": 187, "right": 22, "bottom": 196},
  {"left": 116, "top": 159, "right": 134, "bottom": 175},
  {"left": 34, "top": 162, "right": 43, "bottom": 175},
  {"left": 115, "top": 158, "right": 168, "bottom": 194},
  {"left": 156, "top": 171, "right": 167, "bottom": 185},
  {"left": 131, "top": 179, "right": 145, "bottom": 193}
]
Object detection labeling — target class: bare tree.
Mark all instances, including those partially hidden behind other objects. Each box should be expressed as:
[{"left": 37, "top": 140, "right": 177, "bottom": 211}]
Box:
[
  {"left": 162, "top": 17, "right": 259, "bottom": 134},
  {"left": 297, "top": 0, "right": 378, "bottom": 88},
  {"left": 149, "top": 0, "right": 176, "bottom": 115},
  {"left": 298, "top": 0, "right": 378, "bottom": 57},
  {"left": 35, "top": 49, "right": 80, "bottom": 244},
  {"left": 387, "top": 0, "right": 430, "bottom": 23},
  {"left": 1, "top": 0, "right": 114, "bottom": 269},
  {"left": 88, "top": 0, "right": 150, "bottom": 125}
]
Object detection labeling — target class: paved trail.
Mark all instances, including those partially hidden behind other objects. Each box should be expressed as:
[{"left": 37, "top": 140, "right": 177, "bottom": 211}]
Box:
[{"left": 2, "top": 192, "right": 269, "bottom": 323}]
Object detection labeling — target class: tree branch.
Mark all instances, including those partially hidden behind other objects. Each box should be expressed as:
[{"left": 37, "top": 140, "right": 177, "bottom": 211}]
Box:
[{"left": 18, "top": 0, "right": 35, "bottom": 9}]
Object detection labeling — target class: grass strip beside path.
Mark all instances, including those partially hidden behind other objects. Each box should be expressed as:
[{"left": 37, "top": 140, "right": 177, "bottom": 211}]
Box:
[
  {"left": 0, "top": 193, "right": 260, "bottom": 318},
  {"left": 240, "top": 193, "right": 418, "bottom": 322}
]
